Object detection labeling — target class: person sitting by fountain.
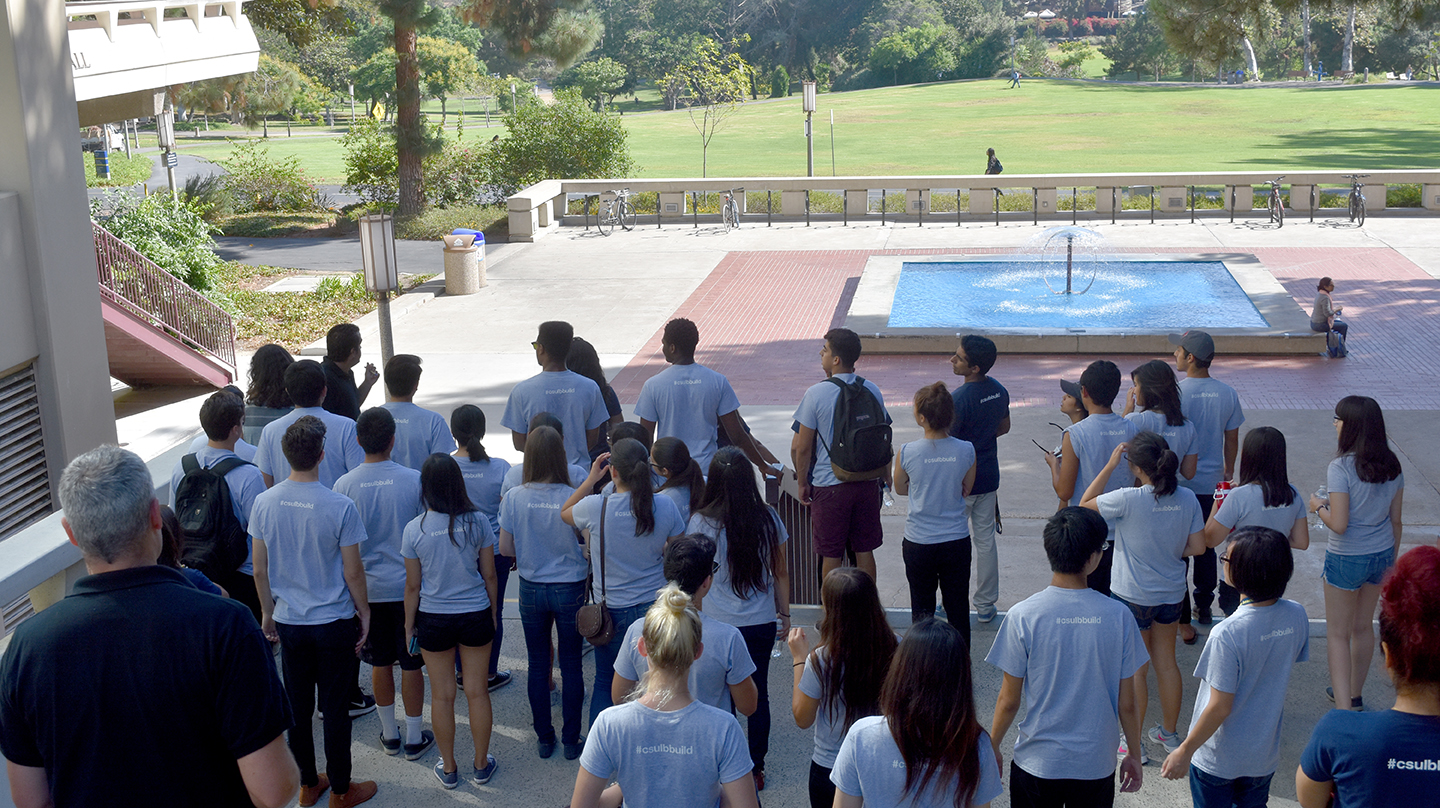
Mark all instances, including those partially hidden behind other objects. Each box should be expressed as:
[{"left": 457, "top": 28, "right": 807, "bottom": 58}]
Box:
[
  {"left": 985, "top": 148, "right": 1004, "bottom": 196},
  {"left": 1310, "top": 277, "right": 1348, "bottom": 358},
  {"left": 1050, "top": 361, "right": 1139, "bottom": 595}
]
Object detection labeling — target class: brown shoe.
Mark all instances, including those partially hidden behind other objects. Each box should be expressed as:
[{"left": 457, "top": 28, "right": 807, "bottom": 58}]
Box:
[
  {"left": 299, "top": 774, "right": 330, "bottom": 807},
  {"left": 329, "top": 780, "right": 378, "bottom": 807}
]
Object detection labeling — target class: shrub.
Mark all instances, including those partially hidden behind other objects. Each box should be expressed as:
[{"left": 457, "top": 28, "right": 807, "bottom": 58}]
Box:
[
  {"left": 340, "top": 118, "right": 400, "bottom": 209},
  {"left": 1387, "top": 184, "right": 1421, "bottom": 207},
  {"left": 425, "top": 138, "right": 497, "bottom": 208},
  {"left": 392, "top": 205, "right": 508, "bottom": 241},
  {"left": 770, "top": 65, "right": 790, "bottom": 98},
  {"left": 220, "top": 140, "right": 321, "bottom": 213},
  {"left": 489, "top": 90, "right": 634, "bottom": 196},
  {"left": 92, "top": 192, "right": 220, "bottom": 291},
  {"left": 182, "top": 173, "right": 236, "bottom": 222}
]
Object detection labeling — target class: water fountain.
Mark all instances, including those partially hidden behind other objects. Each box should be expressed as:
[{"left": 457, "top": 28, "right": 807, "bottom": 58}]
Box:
[{"left": 1033, "top": 225, "right": 1104, "bottom": 296}]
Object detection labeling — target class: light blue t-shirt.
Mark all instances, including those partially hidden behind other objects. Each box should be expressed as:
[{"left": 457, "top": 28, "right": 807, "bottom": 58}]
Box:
[
  {"left": 613, "top": 612, "right": 756, "bottom": 713},
  {"left": 501, "top": 370, "right": 609, "bottom": 468},
  {"left": 686, "top": 511, "right": 789, "bottom": 628},
  {"left": 832, "top": 716, "right": 1002, "bottom": 808},
  {"left": 457, "top": 455, "right": 511, "bottom": 537},
  {"left": 400, "top": 510, "right": 496, "bottom": 614},
  {"left": 1178, "top": 376, "right": 1245, "bottom": 494},
  {"left": 572, "top": 494, "right": 686, "bottom": 608},
  {"left": 169, "top": 445, "right": 267, "bottom": 575},
  {"left": 249, "top": 480, "right": 366, "bottom": 626},
  {"left": 381, "top": 401, "right": 455, "bottom": 471},
  {"left": 253, "top": 406, "right": 364, "bottom": 488},
  {"left": 792, "top": 373, "right": 890, "bottom": 489},
  {"left": 498, "top": 482, "right": 587, "bottom": 584},
  {"left": 1326, "top": 455, "right": 1404, "bottom": 555},
  {"left": 1099, "top": 485, "right": 1205, "bottom": 607},
  {"left": 658, "top": 484, "right": 694, "bottom": 525},
  {"left": 799, "top": 647, "right": 850, "bottom": 768},
  {"left": 985, "top": 586, "right": 1148, "bottom": 780},
  {"left": 333, "top": 460, "right": 423, "bottom": 603},
  {"left": 1067, "top": 413, "right": 1139, "bottom": 509},
  {"left": 188, "top": 432, "right": 257, "bottom": 462},
  {"left": 1124, "top": 410, "right": 1198, "bottom": 468},
  {"left": 501, "top": 461, "right": 589, "bottom": 499},
  {"left": 1213, "top": 483, "right": 1305, "bottom": 539},
  {"left": 899, "top": 437, "right": 976, "bottom": 545},
  {"left": 634, "top": 363, "right": 743, "bottom": 472},
  {"left": 1190, "top": 599, "right": 1309, "bottom": 780},
  {"left": 580, "top": 700, "right": 753, "bottom": 808}
]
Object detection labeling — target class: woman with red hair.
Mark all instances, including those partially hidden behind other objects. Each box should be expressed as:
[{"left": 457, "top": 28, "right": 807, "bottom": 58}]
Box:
[{"left": 1296, "top": 545, "right": 1440, "bottom": 806}]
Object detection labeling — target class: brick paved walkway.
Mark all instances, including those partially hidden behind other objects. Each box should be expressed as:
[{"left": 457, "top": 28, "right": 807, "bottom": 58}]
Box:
[{"left": 612, "top": 246, "right": 1440, "bottom": 411}]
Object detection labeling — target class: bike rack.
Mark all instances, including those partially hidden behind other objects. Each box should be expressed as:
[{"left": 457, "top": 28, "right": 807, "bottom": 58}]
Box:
[
  {"left": 880, "top": 191, "right": 885, "bottom": 225},
  {"left": 1230, "top": 187, "right": 1236, "bottom": 223},
  {"left": 1189, "top": 186, "right": 1195, "bottom": 224}
]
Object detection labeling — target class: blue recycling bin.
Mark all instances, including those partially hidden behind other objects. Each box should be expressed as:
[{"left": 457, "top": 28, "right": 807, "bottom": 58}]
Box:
[
  {"left": 93, "top": 150, "right": 110, "bottom": 180},
  {"left": 450, "top": 228, "right": 485, "bottom": 249}
]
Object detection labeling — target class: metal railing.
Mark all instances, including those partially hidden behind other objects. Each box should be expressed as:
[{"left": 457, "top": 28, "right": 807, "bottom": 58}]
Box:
[{"left": 92, "top": 221, "right": 237, "bottom": 372}]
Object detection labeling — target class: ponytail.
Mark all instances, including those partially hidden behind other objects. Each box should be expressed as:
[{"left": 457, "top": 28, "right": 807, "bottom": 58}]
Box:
[
  {"left": 1129, "top": 431, "right": 1179, "bottom": 498},
  {"left": 637, "top": 582, "right": 703, "bottom": 706},
  {"left": 653, "top": 437, "right": 705, "bottom": 515},
  {"left": 449, "top": 404, "right": 490, "bottom": 463},
  {"left": 611, "top": 438, "right": 656, "bottom": 536}
]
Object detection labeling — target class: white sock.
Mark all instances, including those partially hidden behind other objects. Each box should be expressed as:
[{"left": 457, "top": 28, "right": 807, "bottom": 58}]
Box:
[
  {"left": 406, "top": 714, "right": 424, "bottom": 745},
  {"left": 377, "top": 703, "right": 398, "bottom": 741}
]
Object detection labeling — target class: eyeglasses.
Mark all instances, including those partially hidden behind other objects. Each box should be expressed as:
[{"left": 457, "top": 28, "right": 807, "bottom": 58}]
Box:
[
  {"left": 1332, "top": 416, "right": 1341, "bottom": 424},
  {"left": 1219, "top": 554, "right": 1231, "bottom": 565},
  {"left": 531, "top": 341, "right": 542, "bottom": 350},
  {"left": 711, "top": 561, "right": 720, "bottom": 575}
]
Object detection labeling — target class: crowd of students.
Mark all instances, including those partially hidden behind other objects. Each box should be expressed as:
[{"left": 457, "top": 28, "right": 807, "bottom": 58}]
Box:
[{"left": 9, "top": 313, "right": 1434, "bottom": 808}]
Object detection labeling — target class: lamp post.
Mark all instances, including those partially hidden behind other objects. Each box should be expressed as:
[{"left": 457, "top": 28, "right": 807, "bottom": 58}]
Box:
[
  {"left": 802, "top": 80, "right": 816, "bottom": 178},
  {"left": 358, "top": 213, "right": 398, "bottom": 367}
]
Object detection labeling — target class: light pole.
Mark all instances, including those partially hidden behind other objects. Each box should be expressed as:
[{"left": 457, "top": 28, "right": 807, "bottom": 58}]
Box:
[
  {"left": 358, "top": 214, "right": 399, "bottom": 367},
  {"left": 802, "top": 80, "right": 816, "bottom": 177},
  {"left": 510, "top": 83, "right": 517, "bottom": 113}
]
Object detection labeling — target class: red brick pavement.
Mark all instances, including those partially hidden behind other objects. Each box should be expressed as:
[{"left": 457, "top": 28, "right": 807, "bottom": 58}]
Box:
[{"left": 610, "top": 247, "right": 1440, "bottom": 411}]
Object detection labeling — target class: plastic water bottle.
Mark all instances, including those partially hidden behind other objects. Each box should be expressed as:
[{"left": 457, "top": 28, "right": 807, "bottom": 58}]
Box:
[
  {"left": 882, "top": 484, "right": 896, "bottom": 509},
  {"left": 1212, "top": 480, "right": 1231, "bottom": 509},
  {"left": 1312, "top": 487, "right": 1329, "bottom": 531}
]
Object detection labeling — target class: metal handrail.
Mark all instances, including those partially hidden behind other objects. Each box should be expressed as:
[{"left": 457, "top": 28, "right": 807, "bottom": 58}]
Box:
[{"left": 92, "top": 221, "right": 237, "bottom": 372}]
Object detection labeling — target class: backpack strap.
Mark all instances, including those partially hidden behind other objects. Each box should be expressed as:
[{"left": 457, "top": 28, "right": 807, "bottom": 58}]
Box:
[
  {"left": 817, "top": 375, "right": 872, "bottom": 455},
  {"left": 209, "top": 456, "right": 252, "bottom": 477},
  {"left": 597, "top": 495, "right": 609, "bottom": 604},
  {"left": 182, "top": 453, "right": 200, "bottom": 475}
]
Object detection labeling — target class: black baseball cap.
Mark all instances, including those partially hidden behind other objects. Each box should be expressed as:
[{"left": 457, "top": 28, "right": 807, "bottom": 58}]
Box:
[
  {"left": 1060, "top": 379, "right": 1082, "bottom": 399},
  {"left": 1168, "top": 330, "right": 1215, "bottom": 362}
]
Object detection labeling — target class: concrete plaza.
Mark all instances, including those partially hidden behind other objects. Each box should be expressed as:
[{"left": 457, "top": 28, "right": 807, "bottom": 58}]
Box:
[{"left": 118, "top": 212, "right": 1440, "bottom": 807}]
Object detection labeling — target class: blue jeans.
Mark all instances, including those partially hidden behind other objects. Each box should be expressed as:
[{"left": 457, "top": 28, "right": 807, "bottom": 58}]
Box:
[
  {"left": 518, "top": 578, "right": 586, "bottom": 745},
  {"left": 738, "top": 622, "right": 776, "bottom": 773},
  {"left": 1190, "top": 765, "right": 1273, "bottom": 808},
  {"left": 589, "top": 601, "right": 652, "bottom": 724}
]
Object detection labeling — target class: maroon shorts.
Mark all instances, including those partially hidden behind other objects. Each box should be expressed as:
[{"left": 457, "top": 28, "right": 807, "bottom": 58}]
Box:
[{"left": 809, "top": 480, "right": 884, "bottom": 558}]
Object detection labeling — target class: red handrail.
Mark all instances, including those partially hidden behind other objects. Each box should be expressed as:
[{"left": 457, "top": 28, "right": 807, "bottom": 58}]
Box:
[{"left": 92, "top": 221, "right": 237, "bottom": 373}]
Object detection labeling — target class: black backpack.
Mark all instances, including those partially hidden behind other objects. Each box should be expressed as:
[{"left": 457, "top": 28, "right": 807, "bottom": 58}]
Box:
[
  {"left": 175, "top": 454, "right": 251, "bottom": 580},
  {"left": 821, "top": 376, "right": 893, "bottom": 481}
]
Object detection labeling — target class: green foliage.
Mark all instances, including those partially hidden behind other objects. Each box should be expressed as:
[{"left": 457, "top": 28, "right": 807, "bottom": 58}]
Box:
[
  {"left": 556, "top": 57, "right": 629, "bottom": 109},
  {"left": 390, "top": 204, "right": 508, "bottom": 240},
  {"left": 218, "top": 211, "right": 336, "bottom": 237},
  {"left": 417, "top": 35, "right": 483, "bottom": 119},
  {"left": 1102, "top": 10, "right": 1180, "bottom": 80},
  {"left": 236, "top": 55, "right": 306, "bottom": 134},
  {"left": 351, "top": 50, "right": 398, "bottom": 116},
  {"left": 424, "top": 138, "right": 495, "bottom": 207},
  {"left": 219, "top": 140, "right": 321, "bottom": 213},
  {"left": 1149, "top": 0, "right": 1263, "bottom": 67},
  {"left": 245, "top": 0, "right": 350, "bottom": 49},
  {"left": 82, "top": 151, "right": 153, "bottom": 187},
  {"left": 92, "top": 193, "right": 221, "bottom": 291},
  {"left": 664, "top": 38, "right": 752, "bottom": 176},
  {"left": 181, "top": 173, "right": 235, "bottom": 222},
  {"left": 1056, "top": 41, "right": 1094, "bottom": 75},
  {"left": 458, "top": 0, "right": 602, "bottom": 68},
  {"left": 489, "top": 89, "right": 635, "bottom": 194},
  {"left": 340, "top": 118, "right": 401, "bottom": 206},
  {"left": 497, "top": 78, "right": 544, "bottom": 111},
  {"left": 770, "top": 64, "right": 791, "bottom": 97},
  {"left": 1387, "top": 183, "right": 1422, "bottom": 207}
]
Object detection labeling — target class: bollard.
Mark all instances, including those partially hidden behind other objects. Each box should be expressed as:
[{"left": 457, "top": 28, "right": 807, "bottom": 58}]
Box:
[{"left": 1072, "top": 187, "right": 1077, "bottom": 225}]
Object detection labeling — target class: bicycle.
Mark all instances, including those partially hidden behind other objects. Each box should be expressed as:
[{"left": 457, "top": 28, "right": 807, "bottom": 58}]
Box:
[
  {"left": 1263, "top": 176, "right": 1285, "bottom": 227},
  {"left": 722, "top": 188, "right": 742, "bottom": 230},
  {"left": 595, "top": 188, "right": 635, "bottom": 236},
  {"left": 1342, "top": 174, "right": 1368, "bottom": 226}
]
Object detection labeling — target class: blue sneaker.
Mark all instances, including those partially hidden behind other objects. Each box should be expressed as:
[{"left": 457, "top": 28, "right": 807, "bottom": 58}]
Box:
[
  {"left": 433, "top": 759, "right": 459, "bottom": 790},
  {"left": 472, "top": 754, "right": 498, "bottom": 785}
]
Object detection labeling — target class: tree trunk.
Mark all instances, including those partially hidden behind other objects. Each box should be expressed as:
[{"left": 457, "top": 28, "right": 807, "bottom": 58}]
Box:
[
  {"left": 285, "top": 118, "right": 292, "bottom": 137},
  {"left": 440, "top": 97, "right": 448, "bottom": 128},
  {"left": 1302, "top": 0, "right": 1313, "bottom": 75},
  {"left": 1341, "top": 4, "right": 1356, "bottom": 72},
  {"left": 395, "top": 20, "right": 424, "bottom": 216},
  {"left": 262, "top": 117, "right": 268, "bottom": 137},
  {"left": 1242, "top": 36, "right": 1258, "bottom": 80}
]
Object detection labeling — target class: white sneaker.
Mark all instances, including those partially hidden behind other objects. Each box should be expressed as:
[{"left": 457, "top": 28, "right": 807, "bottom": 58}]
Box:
[
  {"left": 1118, "top": 736, "right": 1149, "bottom": 766},
  {"left": 1147, "top": 724, "right": 1182, "bottom": 754}
]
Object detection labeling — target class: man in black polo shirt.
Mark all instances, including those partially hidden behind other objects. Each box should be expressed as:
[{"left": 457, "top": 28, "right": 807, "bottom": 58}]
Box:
[
  {"left": 321, "top": 323, "right": 379, "bottom": 420},
  {"left": 0, "top": 446, "right": 298, "bottom": 808}
]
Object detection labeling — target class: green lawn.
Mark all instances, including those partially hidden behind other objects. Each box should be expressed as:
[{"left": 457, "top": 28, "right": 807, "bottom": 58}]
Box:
[{"left": 175, "top": 80, "right": 1440, "bottom": 183}]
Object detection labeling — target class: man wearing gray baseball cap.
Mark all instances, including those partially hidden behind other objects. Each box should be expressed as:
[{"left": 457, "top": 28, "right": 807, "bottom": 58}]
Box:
[{"left": 1168, "top": 330, "right": 1245, "bottom": 631}]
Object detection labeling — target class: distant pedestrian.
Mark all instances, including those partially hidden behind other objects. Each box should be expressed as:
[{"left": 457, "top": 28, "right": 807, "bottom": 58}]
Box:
[
  {"left": 986, "top": 148, "right": 1004, "bottom": 197},
  {"left": 1009, "top": 69, "right": 1021, "bottom": 88}
]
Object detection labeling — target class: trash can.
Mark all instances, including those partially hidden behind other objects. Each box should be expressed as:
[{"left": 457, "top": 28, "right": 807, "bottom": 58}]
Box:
[{"left": 442, "top": 230, "right": 485, "bottom": 295}]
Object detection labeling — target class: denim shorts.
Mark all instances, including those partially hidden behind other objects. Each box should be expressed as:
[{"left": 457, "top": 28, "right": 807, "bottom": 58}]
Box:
[
  {"left": 1324, "top": 548, "right": 1395, "bottom": 592},
  {"left": 1111, "top": 593, "right": 1183, "bottom": 630}
]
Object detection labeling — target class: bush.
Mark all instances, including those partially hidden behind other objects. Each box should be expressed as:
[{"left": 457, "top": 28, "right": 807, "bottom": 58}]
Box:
[
  {"left": 770, "top": 65, "right": 790, "bottom": 98},
  {"left": 489, "top": 90, "right": 634, "bottom": 196},
  {"left": 218, "top": 211, "right": 336, "bottom": 237},
  {"left": 1387, "top": 184, "right": 1421, "bottom": 207},
  {"left": 182, "top": 173, "right": 236, "bottom": 223},
  {"left": 340, "top": 119, "right": 400, "bottom": 209},
  {"left": 392, "top": 205, "right": 508, "bottom": 241},
  {"left": 220, "top": 140, "right": 321, "bottom": 213},
  {"left": 92, "top": 193, "right": 220, "bottom": 291},
  {"left": 425, "top": 138, "right": 498, "bottom": 208}
]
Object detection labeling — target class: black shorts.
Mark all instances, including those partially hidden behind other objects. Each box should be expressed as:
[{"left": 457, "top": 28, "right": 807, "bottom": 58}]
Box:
[
  {"left": 415, "top": 608, "right": 495, "bottom": 653},
  {"left": 361, "top": 601, "right": 424, "bottom": 671}
]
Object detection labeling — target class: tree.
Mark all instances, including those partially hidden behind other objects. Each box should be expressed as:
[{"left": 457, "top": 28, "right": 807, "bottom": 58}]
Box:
[
  {"left": 418, "top": 36, "right": 483, "bottom": 125},
  {"left": 235, "top": 55, "right": 304, "bottom": 137},
  {"left": 664, "top": 38, "right": 751, "bottom": 177},
  {"left": 351, "top": 49, "right": 399, "bottom": 118},
  {"left": 1102, "top": 9, "right": 1180, "bottom": 80},
  {"left": 770, "top": 64, "right": 790, "bottom": 96},
  {"left": 374, "top": 0, "right": 443, "bottom": 217},
  {"left": 488, "top": 89, "right": 634, "bottom": 194},
  {"left": 870, "top": 32, "right": 919, "bottom": 83},
  {"left": 555, "top": 57, "right": 628, "bottom": 109},
  {"left": 1149, "top": 0, "right": 1268, "bottom": 77},
  {"left": 245, "top": 0, "right": 349, "bottom": 49}
]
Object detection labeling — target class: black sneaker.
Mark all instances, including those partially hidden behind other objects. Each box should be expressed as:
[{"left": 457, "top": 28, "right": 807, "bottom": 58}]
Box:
[
  {"left": 563, "top": 738, "right": 585, "bottom": 761},
  {"left": 349, "top": 694, "right": 377, "bottom": 718},
  {"left": 537, "top": 739, "right": 556, "bottom": 759},
  {"left": 380, "top": 733, "right": 402, "bottom": 756},
  {"left": 488, "top": 671, "right": 513, "bottom": 692},
  {"left": 1195, "top": 605, "right": 1213, "bottom": 626},
  {"left": 405, "top": 729, "right": 436, "bottom": 761}
]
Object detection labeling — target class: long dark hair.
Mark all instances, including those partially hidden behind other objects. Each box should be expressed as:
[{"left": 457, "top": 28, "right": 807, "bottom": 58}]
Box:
[
  {"left": 882, "top": 618, "right": 982, "bottom": 808},
  {"left": 610, "top": 439, "right": 656, "bottom": 536},
  {"left": 522, "top": 425, "right": 569, "bottom": 485},
  {"left": 158, "top": 505, "right": 185, "bottom": 568},
  {"left": 1237, "top": 427, "right": 1295, "bottom": 508},
  {"left": 1131, "top": 359, "right": 1185, "bottom": 427},
  {"left": 449, "top": 404, "right": 490, "bottom": 462},
  {"left": 419, "top": 453, "right": 479, "bottom": 547},
  {"left": 1128, "top": 431, "right": 1179, "bottom": 498},
  {"left": 696, "top": 447, "right": 779, "bottom": 599},
  {"left": 1335, "top": 395, "right": 1401, "bottom": 484},
  {"left": 816, "top": 568, "right": 897, "bottom": 733},
  {"left": 566, "top": 337, "right": 610, "bottom": 395},
  {"left": 246, "top": 344, "right": 294, "bottom": 408},
  {"left": 652, "top": 437, "right": 704, "bottom": 514}
]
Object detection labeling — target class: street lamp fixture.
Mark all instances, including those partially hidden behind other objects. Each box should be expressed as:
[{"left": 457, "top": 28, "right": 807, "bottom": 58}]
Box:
[{"left": 358, "top": 213, "right": 399, "bottom": 367}]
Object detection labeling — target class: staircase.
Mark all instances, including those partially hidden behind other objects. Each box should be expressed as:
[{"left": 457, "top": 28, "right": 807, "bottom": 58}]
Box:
[{"left": 94, "top": 221, "right": 237, "bottom": 387}]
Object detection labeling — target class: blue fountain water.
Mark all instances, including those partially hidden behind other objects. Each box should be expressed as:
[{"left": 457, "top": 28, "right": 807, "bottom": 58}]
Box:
[{"left": 888, "top": 259, "right": 1268, "bottom": 330}]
